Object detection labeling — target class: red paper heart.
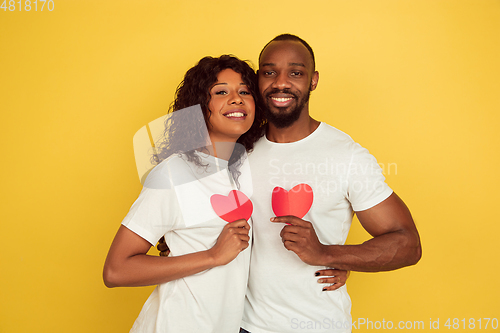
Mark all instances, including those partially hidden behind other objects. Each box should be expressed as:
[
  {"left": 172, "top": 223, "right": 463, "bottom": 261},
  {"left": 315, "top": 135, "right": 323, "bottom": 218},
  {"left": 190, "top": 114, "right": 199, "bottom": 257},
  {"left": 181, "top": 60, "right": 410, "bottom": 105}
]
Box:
[
  {"left": 272, "top": 184, "right": 313, "bottom": 218},
  {"left": 210, "top": 190, "right": 253, "bottom": 223}
]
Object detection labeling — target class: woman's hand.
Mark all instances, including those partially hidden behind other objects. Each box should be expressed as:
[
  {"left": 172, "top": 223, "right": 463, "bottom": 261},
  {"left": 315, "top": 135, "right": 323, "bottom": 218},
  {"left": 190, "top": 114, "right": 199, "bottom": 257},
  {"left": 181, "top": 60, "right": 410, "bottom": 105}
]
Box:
[
  {"left": 208, "top": 219, "right": 250, "bottom": 266},
  {"left": 315, "top": 268, "right": 350, "bottom": 291}
]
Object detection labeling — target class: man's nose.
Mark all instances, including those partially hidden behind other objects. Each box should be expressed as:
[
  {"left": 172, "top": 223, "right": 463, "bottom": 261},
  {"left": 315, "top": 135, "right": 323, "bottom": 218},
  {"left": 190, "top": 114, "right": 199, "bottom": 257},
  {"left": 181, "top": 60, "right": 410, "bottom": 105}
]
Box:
[{"left": 271, "top": 73, "right": 291, "bottom": 90}]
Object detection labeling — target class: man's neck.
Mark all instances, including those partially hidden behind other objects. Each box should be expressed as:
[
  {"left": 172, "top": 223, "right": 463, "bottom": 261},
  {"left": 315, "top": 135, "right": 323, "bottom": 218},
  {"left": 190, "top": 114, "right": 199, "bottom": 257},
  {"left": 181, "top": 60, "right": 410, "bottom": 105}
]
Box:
[{"left": 266, "top": 112, "right": 320, "bottom": 143}]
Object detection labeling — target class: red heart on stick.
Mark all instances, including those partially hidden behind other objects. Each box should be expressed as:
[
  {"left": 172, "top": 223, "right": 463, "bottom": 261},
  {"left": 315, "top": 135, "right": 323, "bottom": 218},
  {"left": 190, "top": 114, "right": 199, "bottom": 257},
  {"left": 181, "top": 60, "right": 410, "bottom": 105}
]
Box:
[
  {"left": 210, "top": 190, "right": 253, "bottom": 223},
  {"left": 272, "top": 184, "right": 313, "bottom": 219}
]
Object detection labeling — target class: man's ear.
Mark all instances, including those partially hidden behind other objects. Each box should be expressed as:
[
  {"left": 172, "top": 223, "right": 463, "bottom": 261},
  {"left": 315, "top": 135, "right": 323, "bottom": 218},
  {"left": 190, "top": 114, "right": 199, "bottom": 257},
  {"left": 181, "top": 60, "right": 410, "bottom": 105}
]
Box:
[{"left": 310, "top": 71, "right": 319, "bottom": 91}]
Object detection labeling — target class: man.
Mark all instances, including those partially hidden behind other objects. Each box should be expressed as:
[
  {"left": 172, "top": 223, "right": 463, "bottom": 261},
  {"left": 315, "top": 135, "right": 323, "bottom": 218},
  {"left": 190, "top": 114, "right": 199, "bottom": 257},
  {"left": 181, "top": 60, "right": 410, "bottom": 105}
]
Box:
[{"left": 240, "top": 34, "right": 421, "bottom": 333}]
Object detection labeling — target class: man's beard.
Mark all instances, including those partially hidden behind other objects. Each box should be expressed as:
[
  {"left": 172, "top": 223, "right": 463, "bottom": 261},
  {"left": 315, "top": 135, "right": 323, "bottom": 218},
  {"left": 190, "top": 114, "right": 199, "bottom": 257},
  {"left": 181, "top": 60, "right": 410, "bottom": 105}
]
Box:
[{"left": 264, "top": 88, "right": 311, "bottom": 129}]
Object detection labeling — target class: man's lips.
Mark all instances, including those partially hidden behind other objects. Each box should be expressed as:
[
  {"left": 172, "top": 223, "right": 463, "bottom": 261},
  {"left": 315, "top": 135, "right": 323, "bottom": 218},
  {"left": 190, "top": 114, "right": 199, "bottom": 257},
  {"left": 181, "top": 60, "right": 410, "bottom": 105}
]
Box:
[{"left": 268, "top": 95, "right": 295, "bottom": 108}]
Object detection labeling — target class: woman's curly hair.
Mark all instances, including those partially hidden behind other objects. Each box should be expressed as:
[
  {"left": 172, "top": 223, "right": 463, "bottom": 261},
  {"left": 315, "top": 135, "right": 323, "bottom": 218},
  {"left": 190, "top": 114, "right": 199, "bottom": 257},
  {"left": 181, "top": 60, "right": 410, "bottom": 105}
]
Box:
[{"left": 153, "top": 55, "right": 266, "bottom": 183}]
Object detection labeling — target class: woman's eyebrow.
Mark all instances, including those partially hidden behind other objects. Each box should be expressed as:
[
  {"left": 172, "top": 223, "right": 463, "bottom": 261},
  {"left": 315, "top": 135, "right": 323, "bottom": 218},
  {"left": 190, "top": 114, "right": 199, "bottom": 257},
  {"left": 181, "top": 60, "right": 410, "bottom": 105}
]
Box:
[{"left": 212, "top": 82, "right": 248, "bottom": 86}]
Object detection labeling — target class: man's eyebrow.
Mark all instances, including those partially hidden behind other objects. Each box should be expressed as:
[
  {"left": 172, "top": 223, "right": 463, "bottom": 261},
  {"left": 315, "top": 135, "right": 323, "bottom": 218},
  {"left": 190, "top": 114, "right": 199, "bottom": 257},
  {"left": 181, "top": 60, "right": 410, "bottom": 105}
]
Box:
[
  {"left": 289, "top": 62, "right": 305, "bottom": 67},
  {"left": 259, "top": 62, "right": 305, "bottom": 67}
]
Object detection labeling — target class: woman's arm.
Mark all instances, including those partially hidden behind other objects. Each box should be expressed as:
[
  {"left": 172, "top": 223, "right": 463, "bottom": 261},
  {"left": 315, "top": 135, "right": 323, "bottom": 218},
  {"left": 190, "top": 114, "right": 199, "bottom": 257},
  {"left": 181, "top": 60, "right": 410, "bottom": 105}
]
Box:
[{"left": 103, "top": 220, "right": 250, "bottom": 288}]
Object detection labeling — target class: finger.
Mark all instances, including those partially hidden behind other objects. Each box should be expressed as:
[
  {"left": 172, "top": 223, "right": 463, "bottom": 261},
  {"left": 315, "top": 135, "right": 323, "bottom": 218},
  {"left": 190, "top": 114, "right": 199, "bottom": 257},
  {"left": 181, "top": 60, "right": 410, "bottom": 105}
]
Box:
[
  {"left": 234, "top": 218, "right": 250, "bottom": 228},
  {"left": 321, "top": 283, "right": 344, "bottom": 291},
  {"left": 231, "top": 226, "right": 250, "bottom": 235},
  {"left": 317, "top": 277, "right": 343, "bottom": 285},
  {"left": 318, "top": 276, "right": 345, "bottom": 292},
  {"left": 280, "top": 224, "right": 303, "bottom": 234},
  {"left": 231, "top": 219, "right": 250, "bottom": 229},
  {"left": 281, "top": 232, "right": 301, "bottom": 243},
  {"left": 315, "top": 269, "right": 347, "bottom": 277},
  {"left": 315, "top": 269, "right": 335, "bottom": 277},
  {"left": 238, "top": 234, "right": 250, "bottom": 242},
  {"left": 279, "top": 225, "right": 306, "bottom": 239},
  {"left": 240, "top": 241, "right": 250, "bottom": 250},
  {"left": 242, "top": 220, "right": 250, "bottom": 230},
  {"left": 229, "top": 219, "right": 245, "bottom": 227},
  {"left": 271, "top": 216, "right": 310, "bottom": 227},
  {"left": 283, "top": 240, "right": 298, "bottom": 252}
]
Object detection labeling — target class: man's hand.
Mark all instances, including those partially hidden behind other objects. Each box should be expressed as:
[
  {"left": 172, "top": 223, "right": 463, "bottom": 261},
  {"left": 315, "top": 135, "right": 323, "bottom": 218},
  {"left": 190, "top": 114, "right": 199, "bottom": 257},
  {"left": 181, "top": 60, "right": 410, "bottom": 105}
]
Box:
[{"left": 271, "top": 216, "right": 327, "bottom": 266}]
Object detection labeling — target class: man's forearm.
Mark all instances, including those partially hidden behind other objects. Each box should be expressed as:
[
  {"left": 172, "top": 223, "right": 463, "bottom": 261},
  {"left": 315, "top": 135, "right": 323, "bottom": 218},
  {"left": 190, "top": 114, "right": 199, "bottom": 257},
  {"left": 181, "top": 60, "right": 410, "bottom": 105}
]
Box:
[{"left": 320, "top": 229, "right": 421, "bottom": 272}]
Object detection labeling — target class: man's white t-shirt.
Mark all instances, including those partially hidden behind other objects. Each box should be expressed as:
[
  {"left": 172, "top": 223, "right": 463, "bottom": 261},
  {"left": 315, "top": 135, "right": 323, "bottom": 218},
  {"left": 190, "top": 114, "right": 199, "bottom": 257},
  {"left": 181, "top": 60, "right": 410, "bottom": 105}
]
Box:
[
  {"left": 242, "top": 122, "right": 393, "bottom": 333},
  {"left": 122, "top": 152, "right": 252, "bottom": 333}
]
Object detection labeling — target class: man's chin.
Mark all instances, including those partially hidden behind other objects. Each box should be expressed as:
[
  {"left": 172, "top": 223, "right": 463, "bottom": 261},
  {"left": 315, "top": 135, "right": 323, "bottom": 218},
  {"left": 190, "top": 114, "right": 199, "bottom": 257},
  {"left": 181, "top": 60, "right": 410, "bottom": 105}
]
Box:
[
  {"left": 268, "top": 106, "right": 292, "bottom": 115},
  {"left": 265, "top": 107, "right": 302, "bottom": 128}
]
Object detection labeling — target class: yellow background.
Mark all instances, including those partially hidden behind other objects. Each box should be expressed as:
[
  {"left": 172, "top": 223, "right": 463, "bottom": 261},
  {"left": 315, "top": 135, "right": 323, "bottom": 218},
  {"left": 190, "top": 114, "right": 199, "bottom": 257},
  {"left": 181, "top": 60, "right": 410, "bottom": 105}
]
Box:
[{"left": 1, "top": 0, "right": 499, "bottom": 332}]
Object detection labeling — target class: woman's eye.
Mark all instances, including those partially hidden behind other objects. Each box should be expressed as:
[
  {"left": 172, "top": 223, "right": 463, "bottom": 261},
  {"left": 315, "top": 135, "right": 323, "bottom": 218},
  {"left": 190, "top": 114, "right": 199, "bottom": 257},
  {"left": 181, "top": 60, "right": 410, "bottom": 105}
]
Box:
[
  {"left": 214, "top": 90, "right": 227, "bottom": 95},
  {"left": 240, "top": 90, "right": 251, "bottom": 95}
]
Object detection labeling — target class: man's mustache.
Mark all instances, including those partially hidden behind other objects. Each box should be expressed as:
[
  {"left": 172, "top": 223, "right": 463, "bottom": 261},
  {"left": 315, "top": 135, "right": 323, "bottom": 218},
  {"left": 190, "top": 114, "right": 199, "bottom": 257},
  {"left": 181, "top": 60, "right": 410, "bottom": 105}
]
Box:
[{"left": 265, "top": 89, "right": 298, "bottom": 100}]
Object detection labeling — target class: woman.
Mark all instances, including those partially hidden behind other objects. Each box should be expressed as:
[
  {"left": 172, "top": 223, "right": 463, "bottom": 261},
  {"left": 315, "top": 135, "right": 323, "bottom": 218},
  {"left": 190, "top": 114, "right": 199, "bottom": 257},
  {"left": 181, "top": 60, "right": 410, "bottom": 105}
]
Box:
[{"left": 103, "top": 55, "right": 265, "bottom": 332}]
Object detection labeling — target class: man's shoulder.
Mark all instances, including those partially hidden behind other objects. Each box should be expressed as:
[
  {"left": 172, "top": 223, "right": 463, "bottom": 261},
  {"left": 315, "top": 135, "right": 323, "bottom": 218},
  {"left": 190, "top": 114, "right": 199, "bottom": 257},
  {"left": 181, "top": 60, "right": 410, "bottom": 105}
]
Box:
[
  {"left": 308, "top": 122, "right": 362, "bottom": 155},
  {"left": 317, "top": 122, "right": 355, "bottom": 143},
  {"left": 319, "top": 123, "right": 379, "bottom": 160}
]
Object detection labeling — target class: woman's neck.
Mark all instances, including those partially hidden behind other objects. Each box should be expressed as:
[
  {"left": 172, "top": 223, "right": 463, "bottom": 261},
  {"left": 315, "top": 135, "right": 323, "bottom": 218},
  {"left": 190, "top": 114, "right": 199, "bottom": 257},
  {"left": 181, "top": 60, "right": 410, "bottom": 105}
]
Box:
[{"left": 204, "top": 141, "right": 236, "bottom": 161}]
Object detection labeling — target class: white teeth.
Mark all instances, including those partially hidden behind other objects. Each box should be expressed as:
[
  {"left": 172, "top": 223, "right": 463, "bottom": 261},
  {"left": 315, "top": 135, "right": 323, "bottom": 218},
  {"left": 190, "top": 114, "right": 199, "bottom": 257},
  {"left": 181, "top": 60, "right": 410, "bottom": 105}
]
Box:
[
  {"left": 272, "top": 97, "right": 292, "bottom": 102},
  {"left": 225, "top": 112, "right": 245, "bottom": 117}
]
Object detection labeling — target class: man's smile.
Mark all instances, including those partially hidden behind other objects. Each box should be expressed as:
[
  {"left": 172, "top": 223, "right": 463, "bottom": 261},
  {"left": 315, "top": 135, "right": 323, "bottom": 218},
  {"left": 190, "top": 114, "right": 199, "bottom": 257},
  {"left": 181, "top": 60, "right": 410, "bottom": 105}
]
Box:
[
  {"left": 267, "top": 91, "right": 297, "bottom": 108},
  {"left": 270, "top": 96, "right": 294, "bottom": 107}
]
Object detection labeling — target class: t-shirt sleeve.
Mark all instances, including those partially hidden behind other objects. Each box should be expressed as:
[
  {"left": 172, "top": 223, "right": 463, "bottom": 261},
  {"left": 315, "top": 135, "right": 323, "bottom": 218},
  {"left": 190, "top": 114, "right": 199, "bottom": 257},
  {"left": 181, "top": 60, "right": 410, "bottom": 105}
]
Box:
[
  {"left": 346, "top": 142, "right": 393, "bottom": 211},
  {"left": 121, "top": 162, "right": 180, "bottom": 245}
]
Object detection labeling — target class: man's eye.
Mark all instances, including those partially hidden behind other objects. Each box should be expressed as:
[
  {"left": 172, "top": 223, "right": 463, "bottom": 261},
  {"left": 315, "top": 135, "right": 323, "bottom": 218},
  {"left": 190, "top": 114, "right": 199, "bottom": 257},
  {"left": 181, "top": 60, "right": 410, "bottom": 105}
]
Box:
[
  {"left": 291, "top": 71, "right": 302, "bottom": 76},
  {"left": 263, "top": 71, "right": 275, "bottom": 76}
]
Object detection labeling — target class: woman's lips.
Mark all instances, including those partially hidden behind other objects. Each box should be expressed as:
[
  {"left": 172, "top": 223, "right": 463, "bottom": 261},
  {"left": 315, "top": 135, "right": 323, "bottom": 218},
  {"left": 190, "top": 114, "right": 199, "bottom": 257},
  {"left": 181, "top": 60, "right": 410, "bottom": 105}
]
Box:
[{"left": 223, "top": 110, "right": 247, "bottom": 120}]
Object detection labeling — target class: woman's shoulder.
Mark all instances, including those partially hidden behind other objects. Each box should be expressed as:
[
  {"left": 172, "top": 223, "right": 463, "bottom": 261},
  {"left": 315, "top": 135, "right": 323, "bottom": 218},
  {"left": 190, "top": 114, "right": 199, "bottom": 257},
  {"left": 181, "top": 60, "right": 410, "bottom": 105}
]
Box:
[{"left": 143, "top": 154, "right": 195, "bottom": 189}]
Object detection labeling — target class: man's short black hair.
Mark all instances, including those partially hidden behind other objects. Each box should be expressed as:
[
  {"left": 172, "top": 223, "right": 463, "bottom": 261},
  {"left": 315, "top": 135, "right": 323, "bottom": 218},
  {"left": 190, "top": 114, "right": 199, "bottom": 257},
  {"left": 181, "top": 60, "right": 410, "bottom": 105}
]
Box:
[{"left": 259, "top": 34, "right": 316, "bottom": 71}]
